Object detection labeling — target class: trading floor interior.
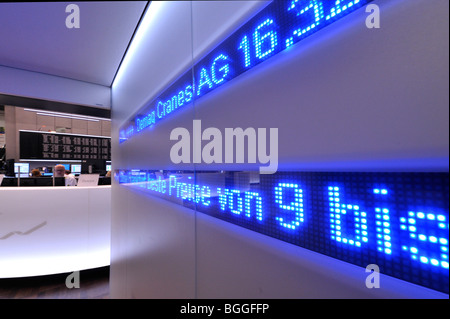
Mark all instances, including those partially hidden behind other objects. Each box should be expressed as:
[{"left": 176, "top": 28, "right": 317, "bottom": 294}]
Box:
[{"left": 0, "top": 0, "right": 448, "bottom": 301}]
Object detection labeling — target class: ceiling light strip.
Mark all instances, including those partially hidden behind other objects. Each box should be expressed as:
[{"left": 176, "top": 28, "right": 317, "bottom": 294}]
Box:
[
  {"left": 24, "top": 108, "right": 110, "bottom": 121},
  {"left": 36, "top": 112, "right": 100, "bottom": 122}
]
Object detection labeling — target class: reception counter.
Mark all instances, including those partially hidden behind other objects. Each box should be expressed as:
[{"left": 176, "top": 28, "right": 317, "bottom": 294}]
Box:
[{"left": 0, "top": 186, "right": 110, "bottom": 278}]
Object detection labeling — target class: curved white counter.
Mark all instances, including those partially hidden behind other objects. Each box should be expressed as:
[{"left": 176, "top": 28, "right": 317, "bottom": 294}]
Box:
[{"left": 0, "top": 186, "right": 111, "bottom": 278}]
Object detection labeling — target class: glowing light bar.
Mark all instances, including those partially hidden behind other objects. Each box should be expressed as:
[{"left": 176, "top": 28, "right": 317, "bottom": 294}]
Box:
[
  {"left": 116, "top": 170, "right": 449, "bottom": 294},
  {"left": 119, "top": 0, "right": 374, "bottom": 143}
]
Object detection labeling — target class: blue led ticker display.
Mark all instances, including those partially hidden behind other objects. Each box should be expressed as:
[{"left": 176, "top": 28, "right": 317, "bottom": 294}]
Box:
[
  {"left": 116, "top": 0, "right": 449, "bottom": 295},
  {"left": 116, "top": 170, "right": 449, "bottom": 294},
  {"left": 119, "top": 0, "right": 374, "bottom": 142}
]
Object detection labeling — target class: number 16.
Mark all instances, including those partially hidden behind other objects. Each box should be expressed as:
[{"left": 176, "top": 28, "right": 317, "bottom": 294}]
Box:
[{"left": 238, "top": 18, "right": 278, "bottom": 68}]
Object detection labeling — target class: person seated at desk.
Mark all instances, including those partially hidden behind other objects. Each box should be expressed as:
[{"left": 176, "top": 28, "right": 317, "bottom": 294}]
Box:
[
  {"left": 31, "top": 169, "right": 42, "bottom": 177},
  {"left": 54, "top": 165, "right": 77, "bottom": 186}
]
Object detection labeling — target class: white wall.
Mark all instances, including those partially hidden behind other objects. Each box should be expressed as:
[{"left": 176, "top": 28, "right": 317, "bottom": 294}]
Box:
[
  {"left": 110, "top": 1, "right": 196, "bottom": 298},
  {"left": 110, "top": 0, "right": 449, "bottom": 298}
]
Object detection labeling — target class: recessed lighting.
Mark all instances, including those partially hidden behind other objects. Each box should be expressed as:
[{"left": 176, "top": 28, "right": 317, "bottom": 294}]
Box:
[
  {"left": 36, "top": 112, "right": 100, "bottom": 122},
  {"left": 24, "top": 108, "right": 110, "bottom": 121}
]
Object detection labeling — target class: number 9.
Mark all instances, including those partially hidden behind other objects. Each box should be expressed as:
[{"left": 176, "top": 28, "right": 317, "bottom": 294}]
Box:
[{"left": 253, "top": 18, "right": 278, "bottom": 60}]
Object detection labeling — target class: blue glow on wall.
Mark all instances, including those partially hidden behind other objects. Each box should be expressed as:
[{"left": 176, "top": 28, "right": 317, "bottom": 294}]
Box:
[
  {"left": 119, "top": 0, "right": 374, "bottom": 143},
  {"left": 116, "top": 170, "right": 449, "bottom": 294},
  {"left": 115, "top": 0, "right": 448, "bottom": 296}
]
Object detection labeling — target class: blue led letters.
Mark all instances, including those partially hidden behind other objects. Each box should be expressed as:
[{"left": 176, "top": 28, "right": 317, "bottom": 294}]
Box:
[
  {"left": 275, "top": 183, "right": 304, "bottom": 230},
  {"left": 116, "top": 0, "right": 449, "bottom": 296},
  {"left": 117, "top": 171, "right": 449, "bottom": 294},
  {"left": 400, "top": 212, "right": 449, "bottom": 269},
  {"left": 119, "top": 0, "right": 374, "bottom": 142},
  {"left": 329, "top": 186, "right": 368, "bottom": 247}
]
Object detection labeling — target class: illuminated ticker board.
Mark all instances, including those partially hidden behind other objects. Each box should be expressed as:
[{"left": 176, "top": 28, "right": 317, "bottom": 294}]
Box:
[
  {"left": 119, "top": 0, "right": 375, "bottom": 142},
  {"left": 20, "top": 130, "right": 111, "bottom": 161},
  {"left": 117, "top": 170, "right": 449, "bottom": 294},
  {"left": 116, "top": 0, "right": 449, "bottom": 295}
]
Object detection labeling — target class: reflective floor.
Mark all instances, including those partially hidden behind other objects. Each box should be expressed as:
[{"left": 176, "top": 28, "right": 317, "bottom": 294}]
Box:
[{"left": 0, "top": 266, "right": 109, "bottom": 299}]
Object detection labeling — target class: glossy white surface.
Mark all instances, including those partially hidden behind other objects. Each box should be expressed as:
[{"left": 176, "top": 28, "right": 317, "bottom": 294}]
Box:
[
  {"left": 110, "top": 0, "right": 448, "bottom": 298},
  {"left": 0, "top": 186, "right": 111, "bottom": 278}
]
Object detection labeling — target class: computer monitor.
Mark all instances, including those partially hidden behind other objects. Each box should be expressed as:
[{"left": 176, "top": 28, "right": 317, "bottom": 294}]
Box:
[
  {"left": 19, "top": 177, "right": 52, "bottom": 187},
  {"left": 81, "top": 159, "right": 106, "bottom": 175},
  {"left": 14, "top": 163, "right": 30, "bottom": 177},
  {"left": 1, "top": 177, "right": 65, "bottom": 187},
  {"left": 0, "top": 177, "right": 17, "bottom": 186},
  {"left": 98, "top": 177, "right": 111, "bottom": 185},
  {"left": 71, "top": 164, "right": 82, "bottom": 174},
  {"left": 5, "top": 159, "right": 14, "bottom": 177}
]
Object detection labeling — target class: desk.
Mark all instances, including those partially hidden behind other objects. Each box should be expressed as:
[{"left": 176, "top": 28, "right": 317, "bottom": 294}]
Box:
[{"left": 0, "top": 186, "right": 110, "bottom": 278}]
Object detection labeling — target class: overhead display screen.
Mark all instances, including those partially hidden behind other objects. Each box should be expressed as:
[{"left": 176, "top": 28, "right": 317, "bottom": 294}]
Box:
[
  {"left": 117, "top": 170, "right": 449, "bottom": 294},
  {"left": 119, "top": 0, "right": 374, "bottom": 142},
  {"left": 20, "top": 130, "right": 111, "bottom": 161}
]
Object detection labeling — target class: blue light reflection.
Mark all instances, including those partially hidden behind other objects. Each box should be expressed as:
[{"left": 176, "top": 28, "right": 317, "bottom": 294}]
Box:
[
  {"left": 119, "top": 0, "right": 374, "bottom": 143},
  {"left": 116, "top": 170, "right": 449, "bottom": 294}
]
